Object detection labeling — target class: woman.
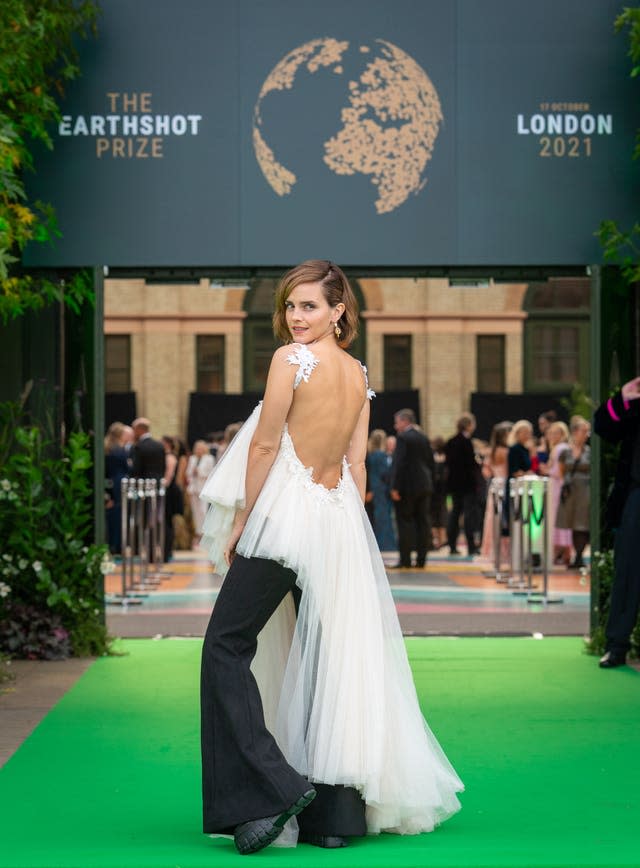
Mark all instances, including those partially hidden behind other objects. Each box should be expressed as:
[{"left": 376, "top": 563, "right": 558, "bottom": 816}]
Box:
[
  {"left": 430, "top": 436, "right": 448, "bottom": 550},
  {"left": 503, "top": 419, "right": 533, "bottom": 532},
  {"left": 185, "top": 440, "right": 215, "bottom": 540},
  {"left": 480, "top": 422, "right": 511, "bottom": 559},
  {"left": 104, "top": 422, "right": 132, "bottom": 554},
  {"left": 365, "top": 428, "right": 397, "bottom": 551},
  {"left": 556, "top": 415, "right": 591, "bottom": 569},
  {"left": 161, "top": 436, "right": 184, "bottom": 562},
  {"left": 200, "top": 261, "right": 462, "bottom": 855},
  {"left": 544, "top": 421, "right": 572, "bottom": 566}
]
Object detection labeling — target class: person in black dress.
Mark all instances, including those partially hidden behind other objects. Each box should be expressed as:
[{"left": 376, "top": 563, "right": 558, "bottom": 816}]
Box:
[
  {"left": 593, "top": 376, "right": 640, "bottom": 668},
  {"left": 104, "top": 422, "right": 132, "bottom": 554},
  {"left": 444, "top": 413, "right": 479, "bottom": 556},
  {"left": 161, "top": 435, "right": 184, "bottom": 562}
]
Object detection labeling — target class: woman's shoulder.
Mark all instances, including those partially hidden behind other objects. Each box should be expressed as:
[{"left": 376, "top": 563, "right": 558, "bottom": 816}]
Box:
[{"left": 273, "top": 343, "right": 319, "bottom": 389}]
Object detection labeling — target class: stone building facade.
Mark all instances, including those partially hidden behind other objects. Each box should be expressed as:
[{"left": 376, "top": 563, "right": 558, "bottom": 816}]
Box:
[{"left": 104, "top": 275, "right": 589, "bottom": 441}]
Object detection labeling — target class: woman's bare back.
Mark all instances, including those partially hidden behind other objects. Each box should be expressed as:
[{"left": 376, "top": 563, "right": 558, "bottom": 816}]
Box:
[{"left": 285, "top": 343, "right": 367, "bottom": 489}]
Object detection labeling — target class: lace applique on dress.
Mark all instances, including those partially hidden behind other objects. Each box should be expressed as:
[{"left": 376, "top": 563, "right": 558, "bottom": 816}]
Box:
[
  {"left": 286, "top": 343, "right": 319, "bottom": 389},
  {"left": 281, "top": 425, "right": 346, "bottom": 506},
  {"left": 360, "top": 362, "right": 376, "bottom": 400}
]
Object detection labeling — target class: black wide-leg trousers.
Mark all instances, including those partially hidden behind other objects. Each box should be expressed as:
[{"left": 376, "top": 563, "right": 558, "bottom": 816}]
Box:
[
  {"left": 200, "top": 554, "right": 366, "bottom": 838},
  {"left": 606, "top": 488, "right": 640, "bottom": 656}
]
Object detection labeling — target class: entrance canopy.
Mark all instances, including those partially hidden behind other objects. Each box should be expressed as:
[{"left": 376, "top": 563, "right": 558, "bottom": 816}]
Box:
[{"left": 25, "top": 0, "right": 638, "bottom": 269}]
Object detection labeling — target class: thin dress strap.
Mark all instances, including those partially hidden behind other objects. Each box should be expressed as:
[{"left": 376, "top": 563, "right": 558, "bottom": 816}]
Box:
[
  {"left": 285, "top": 343, "right": 319, "bottom": 389},
  {"left": 360, "top": 362, "right": 376, "bottom": 401}
]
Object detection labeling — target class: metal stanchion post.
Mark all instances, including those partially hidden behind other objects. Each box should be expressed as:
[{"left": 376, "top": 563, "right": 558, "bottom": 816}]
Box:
[
  {"left": 508, "top": 478, "right": 525, "bottom": 591},
  {"left": 157, "top": 482, "right": 172, "bottom": 578},
  {"left": 106, "top": 477, "right": 143, "bottom": 606},
  {"left": 143, "top": 480, "right": 162, "bottom": 586},
  {"left": 483, "top": 479, "right": 510, "bottom": 583},
  {"left": 513, "top": 478, "right": 539, "bottom": 595},
  {"left": 508, "top": 478, "right": 516, "bottom": 584},
  {"left": 131, "top": 477, "right": 156, "bottom": 592},
  {"left": 120, "top": 477, "right": 128, "bottom": 598},
  {"left": 527, "top": 477, "right": 563, "bottom": 606},
  {"left": 147, "top": 480, "right": 172, "bottom": 580},
  {"left": 524, "top": 481, "right": 535, "bottom": 593}
]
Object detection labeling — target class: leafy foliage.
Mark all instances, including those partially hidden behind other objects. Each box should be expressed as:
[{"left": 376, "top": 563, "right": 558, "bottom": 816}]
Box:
[
  {"left": 559, "top": 382, "right": 595, "bottom": 422},
  {"left": 0, "top": 0, "right": 99, "bottom": 322},
  {"left": 597, "top": 7, "right": 640, "bottom": 280},
  {"left": 0, "top": 396, "right": 112, "bottom": 658},
  {"left": 0, "top": 603, "right": 71, "bottom": 660},
  {"left": 587, "top": 548, "right": 640, "bottom": 657}
]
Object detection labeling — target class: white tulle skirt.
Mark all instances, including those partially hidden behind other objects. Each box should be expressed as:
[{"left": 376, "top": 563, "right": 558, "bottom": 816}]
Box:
[{"left": 201, "top": 404, "right": 463, "bottom": 836}]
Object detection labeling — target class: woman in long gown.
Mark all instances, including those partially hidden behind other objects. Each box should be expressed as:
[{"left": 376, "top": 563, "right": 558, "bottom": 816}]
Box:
[
  {"left": 186, "top": 440, "right": 215, "bottom": 540},
  {"left": 199, "top": 261, "right": 463, "bottom": 855},
  {"left": 543, "top": 422, "right": 572, "bottom": 565},
  {"left": 480, "top": 422, "right": 511, "bottom": 560},
  {"left": 555, "top": 415, "right": 591, "bottom": 570},
  {"left": 365, "top": 428, "right": 397, "bottom": 551}
]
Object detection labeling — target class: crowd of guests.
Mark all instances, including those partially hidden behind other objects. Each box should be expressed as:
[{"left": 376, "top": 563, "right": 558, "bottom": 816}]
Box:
[
  {"left": 365, "top": 408, "right": 591, "bottom": 570},
  {"left": 104, "top": 418, "right": 244, "bottom": 559},
  {"left": 106, "top": 407, "right": 589, "bottom": 571}
]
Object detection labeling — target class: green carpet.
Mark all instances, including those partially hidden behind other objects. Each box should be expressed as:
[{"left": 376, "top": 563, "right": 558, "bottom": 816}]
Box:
[{"left": 0, "top": 638, "right": 638, "bottom": 868}]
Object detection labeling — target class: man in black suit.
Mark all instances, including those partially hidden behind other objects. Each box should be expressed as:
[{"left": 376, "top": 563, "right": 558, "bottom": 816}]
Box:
[
  {"left": 390, "top": 408, "right": 435, "bottom": 569},
  {"left": 445, "top": 413, "right": 479, "bottom": 556},
  {"left": 593, "top": 376, "right": 640, "bottom": 668},
  {"left": 131, "top": 417, "right": 166, "bottom": 480},
  {"left": 130, "top": 417, "right": 167, "bottom": 561}
]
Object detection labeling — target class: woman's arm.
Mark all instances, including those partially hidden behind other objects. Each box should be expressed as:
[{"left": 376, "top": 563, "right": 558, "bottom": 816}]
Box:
[
  {"left": 162, "top": 452, "right": 177, "bottom": 487},
  {"left": 176, "top": 454, "right": 187, "bottom": 489},
  {"left": 346, "top": 399, "right": 371, "bottom": 503},
  {"left": 225, "top": 347, "right": 295, "bottom": 563}
]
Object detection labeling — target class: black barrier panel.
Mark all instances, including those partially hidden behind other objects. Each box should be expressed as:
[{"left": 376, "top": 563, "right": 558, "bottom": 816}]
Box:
[
  {"left": 187, "top": 393, "right": 263, "bottom": 449},
  {"left": 470, "top": 392, "right": 569, "bottom": 442},
  {"left": 187, "top": 389, "right": 420, "bottom": 446},
  {"left": 105, "top": 392, "right": 137, "bottom": 431},
  {"left": 24, "top": 0, "right": 638, "bottom": 268}
]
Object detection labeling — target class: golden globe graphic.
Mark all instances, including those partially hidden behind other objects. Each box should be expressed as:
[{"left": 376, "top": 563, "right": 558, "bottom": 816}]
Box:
[{"left": 253, "top": 38, "right": 443, "bottom": 214}]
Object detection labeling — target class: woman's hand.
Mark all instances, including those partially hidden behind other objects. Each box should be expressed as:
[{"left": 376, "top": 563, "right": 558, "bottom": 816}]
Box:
[
  {"left": 621, "top": 376, "right": 640, "bottom": 402},
  {"left": 223, "top": 517, "right": 246, "bottom": 567}
]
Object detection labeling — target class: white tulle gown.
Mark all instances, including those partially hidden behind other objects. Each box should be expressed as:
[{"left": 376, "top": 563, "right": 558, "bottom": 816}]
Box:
[{"left": 201, "top": 390, "right": 463, "bottom": 837}]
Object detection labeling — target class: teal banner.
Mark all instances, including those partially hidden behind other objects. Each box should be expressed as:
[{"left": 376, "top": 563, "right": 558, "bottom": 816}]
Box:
[{"left": 25, "top": 0, "right": 638, "bottom": 267}]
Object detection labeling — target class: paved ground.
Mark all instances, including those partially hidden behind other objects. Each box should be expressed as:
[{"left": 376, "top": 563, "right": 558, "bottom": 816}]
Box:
[
  {"left": 105, "top": 547, "right": 592, "bottom": 638},
  {"left": 0, "top": 658, "right": 93, "bottom": 768},
  {"left": 1, "top": 547, "right": 594, "bottom": 769}
]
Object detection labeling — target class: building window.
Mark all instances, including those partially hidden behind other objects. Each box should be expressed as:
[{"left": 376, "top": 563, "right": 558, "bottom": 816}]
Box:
[
  {"left": 476, "top": 335, "right": 505, "bottom": 392},
  {"left": 105, "top": 335, "right": 131, "bottom": 392},
  {"left": 196, "top": 335, "right": 225, "bottom": 392},
  {"left": 244, "top": 323, "right": 278, "bottom": 392},
  {"left": 523, "top": 277, "right": 590, "bottom": 392},
  {"left": 528, "top": 323, "right": 581, "bottom": 388},
  {"left": 384, "top": 335, "right": 412, "bottom": 390}
]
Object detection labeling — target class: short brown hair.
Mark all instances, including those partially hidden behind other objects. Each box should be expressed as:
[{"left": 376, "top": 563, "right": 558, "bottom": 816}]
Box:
[
  {"left": 272, "top": 260, "right": 359, "bottom": 348},
  {"left": 457, "top": 413, "right": 476, "bottom": 433},
  {"left": 394, "top": 408, "right": 416, "bottom": 424}
]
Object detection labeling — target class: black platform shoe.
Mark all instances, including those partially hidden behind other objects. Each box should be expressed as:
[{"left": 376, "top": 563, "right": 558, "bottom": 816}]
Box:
[
  {"left": 599, "top": 651, "right": 627, "bottom": 669},
  {"left": 300, "top": 834, "right": 349, "bottom": 848},
  {"left": 234, "top": 788, "right": 317, "bottom": 855}
]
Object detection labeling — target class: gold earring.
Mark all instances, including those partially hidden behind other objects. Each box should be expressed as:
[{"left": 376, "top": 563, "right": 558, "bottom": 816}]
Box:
[{"left": 334, "top": 322, "right": 342, "bottom": 339}]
